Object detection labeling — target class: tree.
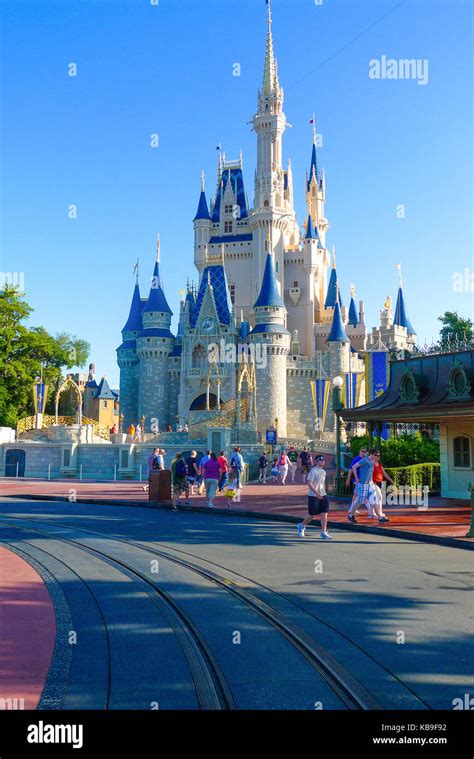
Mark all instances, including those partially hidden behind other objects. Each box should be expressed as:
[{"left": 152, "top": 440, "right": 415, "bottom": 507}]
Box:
[
  {"left": 0, "top": 287, "right": 90, "bottom": 427},
  {"left": 438, "top": 311, "right": 472, "bottom": 348}
]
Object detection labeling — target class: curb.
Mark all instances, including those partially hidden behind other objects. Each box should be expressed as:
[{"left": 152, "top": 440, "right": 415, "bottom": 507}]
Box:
[{"left": 4, "top": 493, "right": 473, "bottom": 551}]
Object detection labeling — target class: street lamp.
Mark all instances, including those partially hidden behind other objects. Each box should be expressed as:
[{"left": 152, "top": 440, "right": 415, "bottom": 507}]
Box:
[{"left": 332, "top": 376, "right": 344, "bottom": 494}]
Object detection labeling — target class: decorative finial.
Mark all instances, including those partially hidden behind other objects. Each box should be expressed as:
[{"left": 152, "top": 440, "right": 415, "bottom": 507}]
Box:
[
  {"left": 156, "top": 234, "right": 160, "bottom": 263},
  {"left": 239, "top": 148, "right": 243, "bottom": 166},
  {"left": 395, "top": 262, "right": 403, "bottom": 288},
  {"left": 240, "top": 308, "right": 244, "bottom": 323},
  {"left": 133, "top": 259, "right": 139, "bottom": 284},
  {"left": 332, "top": 245, "right": 336, "bottom": 268},
  {"left": 267, "top": 0, "right": 272, "bottom": 27},
  {"left": 207, "top": 270, "right": 212, "bottom": 287},
  {"left": 201, "top": 170, "right": 205, "bottom": 191},
  {"left": 312, "top": 112, "right": 316, "bottom": 144},
  {"left": 350, "top": 282, "right": 356, "bottom": 298}
]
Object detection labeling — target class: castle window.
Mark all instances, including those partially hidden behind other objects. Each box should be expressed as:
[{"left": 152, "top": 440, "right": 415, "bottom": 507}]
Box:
[
  {"left": 121, "top": 450, "right": 129, "bottom": 468},
  {"left": 275, "top": 262, "right": 279, "bottom": 272},
  {"left": 453, "top": 435, "right": 471, "bottom": 468},
  {"left": 229, "top": 284, "right": 235, "bottom": 304},
  {"left": 224, "top": 204, "right": 233, "bottom": 214},
  {"left": 224, "top": 221, "right": 233, "bottom": 233},
  {"left": 293, "top": 280, "right": 299, "bottom": 288},
  {"left": 104, "top": 401, "right": 108, "bottom": 408}
]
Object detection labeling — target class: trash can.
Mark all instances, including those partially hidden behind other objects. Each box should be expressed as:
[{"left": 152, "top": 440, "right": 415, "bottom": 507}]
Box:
[{"left": 148, "top": 469, "right": 172, "bottom": 504}]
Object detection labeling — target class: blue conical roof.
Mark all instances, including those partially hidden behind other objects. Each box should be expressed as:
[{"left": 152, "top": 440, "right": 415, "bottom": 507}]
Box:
[
  {"left": 324, "top": 265, "right": 343, "bottom": 308},
  {"left": 95, "top": 376, "right": 117, "bottom": 400},
  {"left": 122, "top": 283, "right": 143, "bottom": 333},
  {"left": 142, "top": 260, "right": 173, "bottom": 315},
  {"left": 393, "top": 287, "right": 415, "bottom": 335},
  {"left": 326, "top": 301, "right": 349, "bottom": 343},
  {"left": 304, "top": 214, "right": 319, "bottom": 240},
  {"left": 254, "top": 253, "right": 285, "bottom": 309},
  {"left": 307, "top": 141, "right": 321, "bottom": 191},
  {"left": 193, "top": 189, "right": 210, "bottom": 221},
  {"left": 348, "top": 295, "right": 359, "bottom": 326}
]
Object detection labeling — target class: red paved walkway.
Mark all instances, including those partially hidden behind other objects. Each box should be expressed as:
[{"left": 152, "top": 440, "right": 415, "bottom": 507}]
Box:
[
  {"left": 0, "top": 545, "right": 56, "bottom": 709},
  {"left": 1, "top": 476, "right": 472, "bottom": 542}
]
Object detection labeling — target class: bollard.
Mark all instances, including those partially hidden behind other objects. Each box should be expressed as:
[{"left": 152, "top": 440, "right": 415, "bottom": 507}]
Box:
[
  {"left": 80, "top": 464, "right": 83, "bottom": 481},
  {"left": 48, "top": 463, "right": 51, "bottom": 481},
  {"left": 16, "top": 462, "right": 19, "bottom": 478},
  {"left": 139, "top": 465, "right": 142, "bottom": 482},
  {"left": 114, "top": 464, "right": 117, "bottom": 482}
]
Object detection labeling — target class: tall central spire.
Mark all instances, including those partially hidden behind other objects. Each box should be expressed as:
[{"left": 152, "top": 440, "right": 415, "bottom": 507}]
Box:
[{"left": 258, "top": 0, "right": 282, "bottom": 112}]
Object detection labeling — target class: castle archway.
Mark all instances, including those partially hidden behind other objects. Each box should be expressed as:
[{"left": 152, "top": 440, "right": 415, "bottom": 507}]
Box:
[{"left": 189, "top": 393, "right": 219, "bottom": 411}]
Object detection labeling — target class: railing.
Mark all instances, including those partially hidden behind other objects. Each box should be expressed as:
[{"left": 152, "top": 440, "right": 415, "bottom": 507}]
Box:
[{"left": 16, "top": 414, "right": 110, "bottom": 441}]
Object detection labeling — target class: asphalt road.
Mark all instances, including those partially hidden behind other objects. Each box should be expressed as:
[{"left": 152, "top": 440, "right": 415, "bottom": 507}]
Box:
[{"left": 0, "top": 497, "right": 472, "bottom": 710}]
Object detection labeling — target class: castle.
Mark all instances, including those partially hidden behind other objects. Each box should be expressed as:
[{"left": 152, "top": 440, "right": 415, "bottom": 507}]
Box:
[{"left": 117, "top": 2, "right": 416, "bottom": 445}]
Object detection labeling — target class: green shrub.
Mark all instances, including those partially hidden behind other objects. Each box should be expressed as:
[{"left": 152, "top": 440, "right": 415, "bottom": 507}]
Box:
[
  {"left": 384, "top": 463, "right": 440, "bottom": 491},
  {"left": 350, "top": 432, "right": 439, "bottom": 468}
]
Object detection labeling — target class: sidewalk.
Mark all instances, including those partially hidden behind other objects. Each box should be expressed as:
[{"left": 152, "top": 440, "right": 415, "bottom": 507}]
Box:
[
  {"left": 0, "top": 545, "right": 56, "bottom": 709},
  {"left": 1, "top": 476, "right": 472, "bottom": 546}
]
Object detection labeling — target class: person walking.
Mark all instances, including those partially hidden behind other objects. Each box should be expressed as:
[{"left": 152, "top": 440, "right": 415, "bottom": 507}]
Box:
[
  {"left": 223, "top": 471, "right": 237, "bottom": 509},
  {"left": 202, "top": 452, "right": 222, "bottom": 508},
  {"left": 287, "top": 446, "right": 299, "bottom": 483},
  {"left": 186, "top": 450, "right": 199, "bottom": 495},
  {"left": 278, "top": 450, "right": 290, "bottom": 485},
  {"left": 198, "top": 450, "right": 211, "bottom": 495},
  {"left": 297, "top": 455, "right": 333, "bottom": 540},
  {"left": 346, "top": 446, "right": 370, "bottom": 516},
  {"left": 173, "top": 452, "right": 189, "bottom": 507},
  {"left": 349, "top": 449, "right": 389, "bottom": 523},
  {"left": 299, "top": 447, "right": 313, "bottom": 484},
  {"left": 143, "top": 447, "right": 160, "bottom": 492},
  {"left": 230, "top": 447, "right": 244, "bottom": 491},
  {"left": 270, "top": 457, "right": 279, "bottom": 482},
  {"left": 217, "top": 450, "right": 229, "bottom": 492},
  {"left": 372, "top": 451, "right": 394, "bottom": 518},
  {"left": 258, "top": 450, "right": 268, "bottom": 484}
]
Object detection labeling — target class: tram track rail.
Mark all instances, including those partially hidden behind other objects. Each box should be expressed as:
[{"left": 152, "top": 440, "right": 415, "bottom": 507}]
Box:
[{"left": 0, "top": 514, "right": 389, "bottom": 710}]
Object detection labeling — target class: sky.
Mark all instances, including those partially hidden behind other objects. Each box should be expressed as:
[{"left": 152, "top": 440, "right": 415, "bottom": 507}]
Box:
[{"left": 1, "top": 0, "right": 472, "bottom": 389}]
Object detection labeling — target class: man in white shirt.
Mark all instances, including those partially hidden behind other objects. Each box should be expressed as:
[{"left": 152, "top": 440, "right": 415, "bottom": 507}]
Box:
[{"left": 297, "top": 455, "right": 333, "bottom": 540}]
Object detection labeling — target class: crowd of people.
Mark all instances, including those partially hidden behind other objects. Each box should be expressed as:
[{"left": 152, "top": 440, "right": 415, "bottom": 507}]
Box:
[
  {"left": 145, "top": 446, "right": 246, "bottom": 510},
  {"left": 144, "top": 443, "right": 395, "bottom": 540}
]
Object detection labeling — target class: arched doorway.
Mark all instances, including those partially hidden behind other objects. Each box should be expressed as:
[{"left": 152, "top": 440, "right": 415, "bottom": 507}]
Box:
[
  {"left": 190, "top": 393, "right": 218, "bottom": 411},
  {"left": 5, "top": 449, "right": 26, "bottom": 477}
]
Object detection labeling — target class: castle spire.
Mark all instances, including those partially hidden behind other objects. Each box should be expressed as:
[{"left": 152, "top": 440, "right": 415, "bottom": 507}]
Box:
[
  {"left": 254, "top": 252, "right": 284, "bottom": 309},
  {"left": 327, "top": 300, "right": 349, "bottom": 343},
  {"left": 324, "top": 248, "right": 343, "bottom": 308},
  {"left": 262, "top": 0, "right": 278, "bottom": 100},
  {"left": 193, "top": 172, "right": 211, "bottom": 221}
]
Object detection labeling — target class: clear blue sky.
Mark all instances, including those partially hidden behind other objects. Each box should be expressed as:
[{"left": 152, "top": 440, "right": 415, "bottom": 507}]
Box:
[{"left": 1, "top": 0, "right": 472, "bottom": 388}]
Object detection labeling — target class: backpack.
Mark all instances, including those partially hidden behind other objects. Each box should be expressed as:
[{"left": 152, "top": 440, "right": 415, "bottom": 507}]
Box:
[
  {"left": 279, "top": 454, "right": 287, "bottom": 466},
  {"left": 152, "top": 456, "right": 160, "bottom": 470},
  {"left": 176, "top": 459, "right": 187, "bottom": 477}
]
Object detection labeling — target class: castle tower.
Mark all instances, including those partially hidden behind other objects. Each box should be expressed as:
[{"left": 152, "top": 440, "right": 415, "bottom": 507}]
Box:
[
  {"left": 116, "top": 276, "right": 143, "bottom": 430},
  {"left": 136, "top": 237, "right": 175, "bottom": 433},
  {"left": 249, "top": 1, "right": 299, "bottom": 306},
  {"left": 326, "top": 298, "right": 351, "bottom": 377},
  {"left": 393, "top": 283, "right": 416, "bottom": 344},
  {"left": 305, "top": 123, "right": 328, "bottom": 249},
  {"left": 193, "top": 172, "right": 212, "bottom": 275},
  {"left": 345, "top": 284, "right": 366, "bottom": 352},
  {"left": 249, "top": 249, "right": 291, "bottom": 437}
]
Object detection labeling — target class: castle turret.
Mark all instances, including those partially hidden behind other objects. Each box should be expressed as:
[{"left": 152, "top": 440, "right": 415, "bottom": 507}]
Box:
[
  {"left": 305, "top": 123, "right": 328, "bottom": 248},
  {"left": 136, "top": 238, "right": 175, "bottom": 433},
  {"left": 346, "top": 284, "right": 366, "bottom": 352},
  {"left": 116, "top": 276, "right": 144, "bottom": 429},
  {"left": 393, "top": 285, "right": 416, "bottom": 342},
  {"left": 249, "top": 250, "right": 290, "bottom": 437},
  {"left": 193, "top": 172, "right": 212, "bottom": 275}
]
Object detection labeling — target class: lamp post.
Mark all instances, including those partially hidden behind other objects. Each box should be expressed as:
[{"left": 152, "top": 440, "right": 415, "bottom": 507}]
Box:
[{"left": 332, "top": 376, "right": 344, "bottom": 494}]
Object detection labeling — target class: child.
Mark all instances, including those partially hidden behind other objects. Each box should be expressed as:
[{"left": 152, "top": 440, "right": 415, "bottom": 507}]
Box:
[
  {"left": 271, "top": 458, "right": 279, "bottom": 482},
  {"left": 223, "top": 471, "right": 237, "bottom": 509}
]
